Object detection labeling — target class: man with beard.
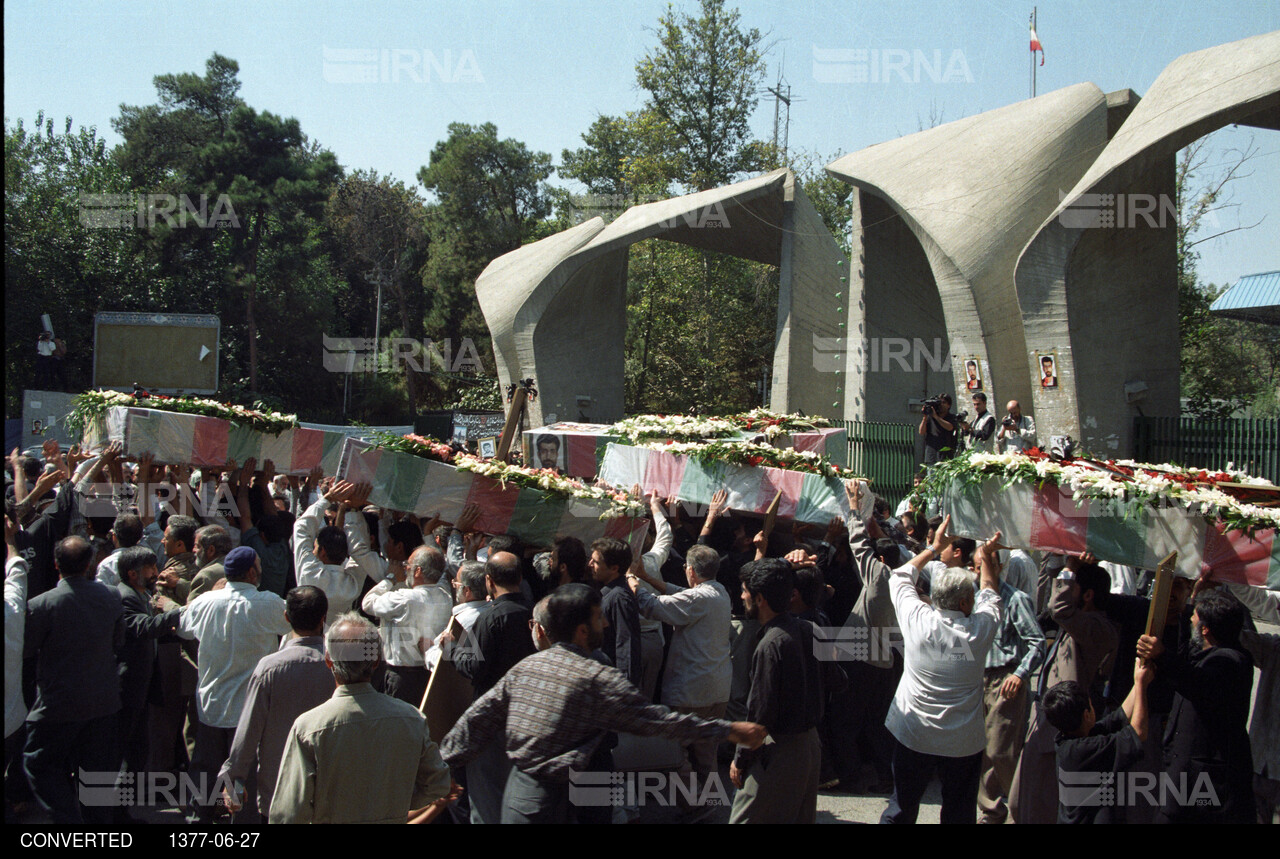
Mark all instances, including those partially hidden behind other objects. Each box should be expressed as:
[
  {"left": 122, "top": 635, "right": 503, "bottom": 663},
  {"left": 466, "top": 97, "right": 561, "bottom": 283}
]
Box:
[
  {"left": 1010, "top": 556, "right": 1117, "bottom": 823},
  {"left": 729, "top": 558, "right": 825, "bottom": 824},
  {"left": 441, "top": 583, "right": 765, "bottom": 824},
  {"left": 1137, "top": 588, "right": 1256, "bottom": 823},
  {"left": 115, "top": 547, "right": 181, "bottom": 786}
]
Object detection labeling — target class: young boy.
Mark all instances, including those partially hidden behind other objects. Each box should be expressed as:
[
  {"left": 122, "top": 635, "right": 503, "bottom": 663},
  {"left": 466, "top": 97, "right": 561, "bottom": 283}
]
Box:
[{"left": 1043, "top": 657, "right": 1154, "bottom": 823}]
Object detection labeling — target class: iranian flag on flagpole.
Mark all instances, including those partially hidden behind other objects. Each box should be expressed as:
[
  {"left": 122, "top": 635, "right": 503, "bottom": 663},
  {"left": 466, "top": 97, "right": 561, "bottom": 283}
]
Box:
[{"left": 1030, "top": 22, "right": 1045, "bottom": 66}]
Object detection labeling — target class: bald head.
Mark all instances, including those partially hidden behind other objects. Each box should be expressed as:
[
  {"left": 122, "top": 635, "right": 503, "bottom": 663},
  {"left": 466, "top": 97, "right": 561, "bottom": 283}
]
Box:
[
  {"left": 55, "top": 536, "right": 95, "bottom": 579},
  {"left": 1007, "top": 400, "right": 1022, "bottom": 419},
  {"left": 486, "top": 550, "right": 523, "bottom": 592}
]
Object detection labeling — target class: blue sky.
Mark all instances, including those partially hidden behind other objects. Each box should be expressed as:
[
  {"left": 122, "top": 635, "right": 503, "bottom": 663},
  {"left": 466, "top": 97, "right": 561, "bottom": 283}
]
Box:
[{"left": 5, "top": 0, "right": 1277, "bottom": 287}]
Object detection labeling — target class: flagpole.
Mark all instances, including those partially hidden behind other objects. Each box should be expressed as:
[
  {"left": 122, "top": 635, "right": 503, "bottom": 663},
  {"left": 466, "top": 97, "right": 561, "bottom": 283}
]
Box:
[{"left": 1032, "top": 7, "right": 1038, "bottom": 98}]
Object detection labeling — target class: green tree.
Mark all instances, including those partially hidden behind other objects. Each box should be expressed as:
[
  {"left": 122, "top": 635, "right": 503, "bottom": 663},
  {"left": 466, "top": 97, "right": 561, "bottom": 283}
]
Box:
[
  {"left": 4, "top": 113, "right": 159, "bottom": 410},
  {"left": 114, "top": 54, "right": 342, "bottom": 394},
  {"left": 327, "top": 171, "right": 429, "bottom": 407},
  {"left": 1176, "top": 134, "right": 1273, "bottom": 418},
  {"left": 635, "top": 0, "right": 769, "bottom": 191},
  {"left": 560, "top": 0, "right": 785, "bottom": 415},
  {"left": 417, "top": 123, "right": 555, "bottom": 404}
]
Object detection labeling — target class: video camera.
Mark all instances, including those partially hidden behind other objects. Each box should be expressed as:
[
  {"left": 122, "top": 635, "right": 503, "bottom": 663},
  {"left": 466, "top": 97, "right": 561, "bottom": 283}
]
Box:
[{"left": 921, "top": 396, "right": 964, "bottom": 424}]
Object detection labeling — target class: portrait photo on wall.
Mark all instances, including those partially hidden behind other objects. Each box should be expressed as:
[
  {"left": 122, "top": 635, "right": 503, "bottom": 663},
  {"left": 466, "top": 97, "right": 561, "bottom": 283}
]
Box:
[
  {"left": 963, "top": 358, "right": 983, "bottom": 391},
  {"left": 478, "top": 437, "right": 497, "bottom": 459},
  {"left": 1036, "top": 351, "right": 1058, "bottom": 389}
]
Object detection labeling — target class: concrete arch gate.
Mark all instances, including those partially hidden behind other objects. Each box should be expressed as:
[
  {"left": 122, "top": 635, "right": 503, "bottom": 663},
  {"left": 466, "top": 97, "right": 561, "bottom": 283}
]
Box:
[
  {"left": 475, "top": 168, "right": 849, "bottom": 427},
  {"left": 477, "top": 31, "right": 1280, "bottom": 453},
  {"left": 1015, "top": 31, "right": 1280, "bottom": 454}
]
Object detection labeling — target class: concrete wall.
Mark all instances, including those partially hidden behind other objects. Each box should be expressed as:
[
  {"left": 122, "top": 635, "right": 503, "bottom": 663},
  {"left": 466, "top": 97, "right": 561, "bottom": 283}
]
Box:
[
  {"left": 771, "top": 172, "right": 848, "bottom": 418},
  {"left": 1060, "top": 157, "right": 1179, "bottom": 452},
  {"left": 848, "top": 189, "right": 951, "bottom": 427},
  {"left": 529, "top": 249, "right": 629, "bottom": 426}
]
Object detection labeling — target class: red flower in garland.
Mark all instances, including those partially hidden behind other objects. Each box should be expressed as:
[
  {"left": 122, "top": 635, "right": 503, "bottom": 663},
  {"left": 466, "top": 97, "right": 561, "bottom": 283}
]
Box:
[{"left": 1023, "top": 447, "right": 1048, "bottom": 461}]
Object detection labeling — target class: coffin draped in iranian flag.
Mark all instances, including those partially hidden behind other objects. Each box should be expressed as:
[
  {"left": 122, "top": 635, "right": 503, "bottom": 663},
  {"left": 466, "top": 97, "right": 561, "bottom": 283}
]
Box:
[
  {"left": 932, "top": 452, "right": 1280, "bottom": 588},
  {"left": 597, "top": 441, "right": 854, "bottom": 526},
  {"left": 522, "top": 423, "right": 622, "bottom": 479},
  {"left": 80, "top": 406, "right": 347, "bottom": 475},
  {"left": 526, "top": 412, "right": 848, "bottom": 480},
  {"left": 733, "top": 408, "right": 848, "bottom": 468},
  {"left": 338, "top": 437, "right": 649, "bottom": 549}
]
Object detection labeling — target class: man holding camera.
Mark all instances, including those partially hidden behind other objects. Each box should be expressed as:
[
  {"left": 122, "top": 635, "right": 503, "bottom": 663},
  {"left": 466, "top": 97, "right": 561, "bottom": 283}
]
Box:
[
  {"left": 957, "top": 392, "right": 996, "bottom": 454},
  {"left": 997, "top": 400, "right": 1036, "bottom": 453},
  {"left": 917, "top": 394, "right": 958, "bottom": 464}
]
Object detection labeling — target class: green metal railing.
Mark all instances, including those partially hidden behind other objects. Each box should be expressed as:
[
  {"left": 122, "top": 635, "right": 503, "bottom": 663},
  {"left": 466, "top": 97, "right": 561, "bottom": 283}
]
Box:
[
  {"left": 843, "top": 420, "right": 918, "bottom": 508},
  {"left": 1132, "top": 416, "right": 1279, "bottom": 484}
]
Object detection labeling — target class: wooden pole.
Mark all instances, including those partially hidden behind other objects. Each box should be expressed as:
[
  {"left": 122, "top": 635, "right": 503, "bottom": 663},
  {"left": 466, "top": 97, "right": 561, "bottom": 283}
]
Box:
[
  {"left": 1143, "top": 551, "right": 1178, "bottom": 637},
  {"left": 761, "top": 490, "right": 783, "bottom": 541},
  {"left": 496, "top": 385, "right": 526, "bottom": 463}
]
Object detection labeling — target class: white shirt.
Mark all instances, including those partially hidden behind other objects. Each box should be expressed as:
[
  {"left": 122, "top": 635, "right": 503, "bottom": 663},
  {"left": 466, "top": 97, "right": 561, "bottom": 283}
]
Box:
[
  {"left": 5, "top": 556, "right": 29, "bottom": 738},
  {"left": 361, "top": 580, "right": 453, "bottom": 667},
  {"left": 95, "top": 548, "right": 124, "bottom": 588},
  {"left": 425, "top": 600, "right": 488, "bottom": 670},
  {"left": 1101, "top": 560, "right": 1139, "bottom": 596},
  {"left": 294, "top": 498, "right": 372, "bottom": 615},
  {"left": 885, "top": 563, "right": 1001, "bottom": 757},
  {"left": 1004, "top": 550, "right": 1038, "bottom": 602},
  {"left": 37, "top": 339, "right": 56, "bottom": 357},
  {"left": 636, "top": 579, "right": 732, "bottom": 708},
  {"left": 635, "top": 512, "right": 673, "bottom": 636},
  {"left": 177, "top": 581, "right": 291, "bottom": 728},
  {"left": 1000, "top": 415, "right": 1037, "bottom": 453}
]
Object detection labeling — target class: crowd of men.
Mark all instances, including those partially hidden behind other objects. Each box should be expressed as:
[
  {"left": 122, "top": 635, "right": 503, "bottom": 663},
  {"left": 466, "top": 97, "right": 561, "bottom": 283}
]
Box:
[{"left": 4, "top": 432, "right": 1276, "bottom": 825}]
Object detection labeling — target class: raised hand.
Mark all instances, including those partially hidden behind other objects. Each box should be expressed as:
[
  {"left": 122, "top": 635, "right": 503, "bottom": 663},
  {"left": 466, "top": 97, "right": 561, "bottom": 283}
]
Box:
[
  {"left": 348, "top": 482, "right": 373, "bottom": 509},
  {"left": 239, "top": 457, "right": 257, "bottom": 488},
  {"left": 324, "top": 480, "right": 354, "bottom": 504},
  {"left": 456, "top": 503, "right": 482, "bottom": 534}
]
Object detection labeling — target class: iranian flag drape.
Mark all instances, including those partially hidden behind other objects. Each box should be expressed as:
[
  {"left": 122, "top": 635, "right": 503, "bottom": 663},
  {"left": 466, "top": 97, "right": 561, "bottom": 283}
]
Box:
[{"left": 943, "top": 478, "right": 1279, "bottom": 588}]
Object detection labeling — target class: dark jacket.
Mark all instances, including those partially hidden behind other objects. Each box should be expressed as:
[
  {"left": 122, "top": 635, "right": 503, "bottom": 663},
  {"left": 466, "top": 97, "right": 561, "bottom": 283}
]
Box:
[
  {"left": 1157, "top": 643, "right": 1256, "bottom": 823},
  {"left": 454, "top": 592, "right": 535, "bottom": 699},
  {"left": 25, "top": 576, "right": 125, "bottom": 722},
  {"left": 116, "top": 582, "right": 181, "bottom": 712}
]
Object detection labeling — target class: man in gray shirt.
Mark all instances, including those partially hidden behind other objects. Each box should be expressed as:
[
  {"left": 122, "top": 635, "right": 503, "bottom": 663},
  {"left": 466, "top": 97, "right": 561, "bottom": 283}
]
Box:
[
  {"left": 628, "top": 543, "right": 732, "bottom": 781},
  {"left": 220, "top": 586, "right": 334, "bottom": 822}
]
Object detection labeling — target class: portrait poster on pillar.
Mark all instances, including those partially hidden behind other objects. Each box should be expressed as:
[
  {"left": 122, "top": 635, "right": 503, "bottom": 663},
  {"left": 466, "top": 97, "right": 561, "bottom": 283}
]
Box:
[
  {"left": 1036, "top": 350, "right": 1059, "bottom": 389},
  {"left": 963, "top": 357, "right": 983, "bottom": 391}
]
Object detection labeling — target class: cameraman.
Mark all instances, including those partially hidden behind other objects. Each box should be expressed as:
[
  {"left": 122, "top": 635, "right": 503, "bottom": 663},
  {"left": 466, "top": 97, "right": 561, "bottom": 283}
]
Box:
[
  {"left": 917, "top": 394, "right": 957, "bottom": 464},
  {"left": 957, "top": 392, "right": 996, "bottom": 453},
  {"left": 997, "top": 400, "right": 1037, "bottom": 453}
]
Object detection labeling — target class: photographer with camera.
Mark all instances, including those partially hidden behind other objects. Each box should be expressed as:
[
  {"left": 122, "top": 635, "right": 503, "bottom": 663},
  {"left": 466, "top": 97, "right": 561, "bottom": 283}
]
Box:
[
  {"left": 996, "top": 400, "right": 1037, "bottom": 453},
  {"left": 917, "top": 394, "right": 959, "bottom": 464},
  {"left": 957, "top": 392, "right": 996, "bottom": 453}
]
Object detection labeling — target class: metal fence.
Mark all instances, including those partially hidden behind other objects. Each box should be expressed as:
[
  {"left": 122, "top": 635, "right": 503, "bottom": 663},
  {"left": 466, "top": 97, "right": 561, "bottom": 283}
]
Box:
[
  {"left": 1132, "top": 416, "right": 1279, "bottom": 484},
  {"left": 843, "top": 420, "right": 919, "bottom": 508}
]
